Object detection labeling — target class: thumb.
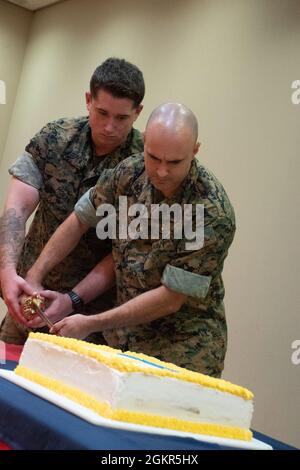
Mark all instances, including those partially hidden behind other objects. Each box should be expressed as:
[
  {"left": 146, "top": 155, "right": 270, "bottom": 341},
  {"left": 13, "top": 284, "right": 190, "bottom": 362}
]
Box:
[
  {"left": 40, "top": 290, "right": 58, "bottom": 301},
  {"left": 20, "top": 280, "right": 36, "bottom": 296},
  {"left": 50, "top": 319, "right": 64, "bottom": 335},
  {"left": 42, "top": 302, "right": 57, "bottom": 318}
]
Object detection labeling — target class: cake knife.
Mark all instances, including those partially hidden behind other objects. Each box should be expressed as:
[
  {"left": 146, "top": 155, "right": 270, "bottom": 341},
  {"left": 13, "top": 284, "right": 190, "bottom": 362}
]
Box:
[{"left": 34, "top": 304, "right": 55, "bottom": 331}]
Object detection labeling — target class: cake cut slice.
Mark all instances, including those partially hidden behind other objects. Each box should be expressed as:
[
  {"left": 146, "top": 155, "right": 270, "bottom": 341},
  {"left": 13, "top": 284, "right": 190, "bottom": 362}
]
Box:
[{"left": 15, "top": 332, "right": 254, "bottom": 441}]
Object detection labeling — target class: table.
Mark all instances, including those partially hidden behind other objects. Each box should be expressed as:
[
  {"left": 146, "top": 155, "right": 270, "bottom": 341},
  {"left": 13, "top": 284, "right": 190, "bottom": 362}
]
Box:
[{"left": 0, "top": 345, "right": 297, "bottom": 451}]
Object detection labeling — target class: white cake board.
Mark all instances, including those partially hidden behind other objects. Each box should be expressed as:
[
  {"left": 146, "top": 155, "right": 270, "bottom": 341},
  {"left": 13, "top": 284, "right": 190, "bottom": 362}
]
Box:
[{"left": 0, "top": 370, "right": 272, "bottom": 450}]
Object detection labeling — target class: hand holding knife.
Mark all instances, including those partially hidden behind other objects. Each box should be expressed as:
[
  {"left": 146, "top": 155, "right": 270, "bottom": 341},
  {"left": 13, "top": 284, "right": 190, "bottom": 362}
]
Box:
[{"left": 22, "top": 293, "right": 55, "bottom": 332}]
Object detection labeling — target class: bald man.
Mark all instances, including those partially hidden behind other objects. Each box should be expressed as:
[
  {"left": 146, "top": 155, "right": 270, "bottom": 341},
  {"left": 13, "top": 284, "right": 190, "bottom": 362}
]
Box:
[{"left": 22, "top": 103, "right": 236, "bottom": 377}]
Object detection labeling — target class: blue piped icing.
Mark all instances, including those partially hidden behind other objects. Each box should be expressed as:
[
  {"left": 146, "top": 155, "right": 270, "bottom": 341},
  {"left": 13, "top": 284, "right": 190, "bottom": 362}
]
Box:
[{"left": 117, "top": 353, "right": 178, "bottom": 372}]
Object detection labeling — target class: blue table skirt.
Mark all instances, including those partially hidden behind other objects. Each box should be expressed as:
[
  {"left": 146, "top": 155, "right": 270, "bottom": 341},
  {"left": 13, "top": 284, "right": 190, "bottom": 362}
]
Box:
[{"left": 0, "top": 361, "right": 296, "bottom": 450}]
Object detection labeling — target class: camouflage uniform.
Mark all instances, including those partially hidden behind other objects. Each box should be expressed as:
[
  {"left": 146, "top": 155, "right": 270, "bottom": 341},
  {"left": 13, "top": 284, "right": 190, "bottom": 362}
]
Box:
[
  {"left": 0, "top": 117, "right": 143, "bottom": 344},
  {"left": 75, "top": 154, "right": 236, "bottom": 377}
]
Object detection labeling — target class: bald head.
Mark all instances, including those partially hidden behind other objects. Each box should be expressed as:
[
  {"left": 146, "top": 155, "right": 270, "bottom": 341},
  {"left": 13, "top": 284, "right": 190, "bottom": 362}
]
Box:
[
  {"left": 144, "top": 103, "right": 200, "bottom": 198},
  {"left": 146, "top": 103, "right": 198, "bottom": 143}
]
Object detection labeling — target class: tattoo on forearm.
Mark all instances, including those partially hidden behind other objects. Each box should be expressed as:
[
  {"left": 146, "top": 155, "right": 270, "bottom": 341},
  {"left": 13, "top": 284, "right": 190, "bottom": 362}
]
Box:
[{"left": 0, "top": 208, "right": 26, "bottom": 269}]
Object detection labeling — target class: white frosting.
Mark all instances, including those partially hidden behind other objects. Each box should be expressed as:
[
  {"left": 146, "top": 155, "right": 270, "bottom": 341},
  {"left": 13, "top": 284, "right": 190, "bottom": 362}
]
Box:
[{"left": 19, "top": 339, "right": 253, "bottom": 429}]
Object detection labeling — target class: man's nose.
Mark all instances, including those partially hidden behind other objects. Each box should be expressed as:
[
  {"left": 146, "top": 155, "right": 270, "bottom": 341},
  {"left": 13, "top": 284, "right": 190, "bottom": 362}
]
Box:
[
  {"left": 157, "top": 165, "right": 168, "bottom": 178},
  {"left": 104, "top": 119, "right": 115, "bottom": 133}
]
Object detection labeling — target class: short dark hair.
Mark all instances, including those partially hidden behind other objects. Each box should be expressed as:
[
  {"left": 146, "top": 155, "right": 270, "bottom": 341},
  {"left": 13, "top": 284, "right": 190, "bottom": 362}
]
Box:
[{"left": 90, "top": 57, "right": 145, "bottom": 107}]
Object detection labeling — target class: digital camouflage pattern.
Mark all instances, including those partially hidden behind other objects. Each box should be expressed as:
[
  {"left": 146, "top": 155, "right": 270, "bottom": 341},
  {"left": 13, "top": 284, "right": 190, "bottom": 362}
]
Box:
[
  {"left": 75, "top": 154, "right": 236, "bottom": 377},
  {"left": 0, "top": 117, "right": 143, "bottom": 344}
]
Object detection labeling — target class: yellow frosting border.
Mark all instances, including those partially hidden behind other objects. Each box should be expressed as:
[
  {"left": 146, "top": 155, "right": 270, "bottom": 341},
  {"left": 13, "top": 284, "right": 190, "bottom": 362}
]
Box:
[
  {"left": 15, "top": 365, "right": 252, "bottom": 441},
  {"left": 28, "top": 333, "right": 253, "bottom": 400}
]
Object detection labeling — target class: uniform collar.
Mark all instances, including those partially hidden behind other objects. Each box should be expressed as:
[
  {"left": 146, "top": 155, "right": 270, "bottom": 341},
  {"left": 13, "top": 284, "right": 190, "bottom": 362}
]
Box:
[
  {"left": 93, "top": 128, "right": 136, "bottom": 172},
  {"left": 131, "top": 157, "right": 199, "bottom": 205},
  {"left": 64, "top": 119, "right": 137, "bottom": 171}
]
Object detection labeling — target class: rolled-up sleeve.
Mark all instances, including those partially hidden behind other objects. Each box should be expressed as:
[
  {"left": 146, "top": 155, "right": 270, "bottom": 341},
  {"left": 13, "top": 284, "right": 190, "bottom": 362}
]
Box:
[
  {"left": 9, "top": 151, "right": 43, "bottom": 190},
  {"left": 161, "top": 218, "right": 235, "bottom": 300},
  {"left": 74, "top": 189, "right": 99, "bottom": 227},
  {"left": 8, "top": 122, "right": 57, "bottom": 190},
  {"left": 161, "top": 264, "right": 211, "bottom": 299},
  {"left": 75, "top": 168, "right": 118, "bottom": 227}
]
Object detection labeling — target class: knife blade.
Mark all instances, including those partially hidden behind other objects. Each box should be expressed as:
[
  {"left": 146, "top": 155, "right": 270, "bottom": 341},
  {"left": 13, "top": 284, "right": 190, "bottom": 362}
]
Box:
[{"left": 34, "top": 305, "right": 54, "bottom": 330}]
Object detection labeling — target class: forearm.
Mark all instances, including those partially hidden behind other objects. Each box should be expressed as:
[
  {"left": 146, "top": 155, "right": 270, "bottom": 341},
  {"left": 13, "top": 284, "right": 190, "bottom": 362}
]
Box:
[
  {"left": 0, "top": 208, "right": 26, "bottom": 273},
  {"left": 27, "top": 212, "right": 89, "bottom": 283},
  {"left": 73, "top": 254, "right": 116, "bottom": 304},
  {"left": 87, "top": 285, "right": 187, "bottom": 333},
  {"left": 0, "top": 178, "right": 40, "bottom": 274}
]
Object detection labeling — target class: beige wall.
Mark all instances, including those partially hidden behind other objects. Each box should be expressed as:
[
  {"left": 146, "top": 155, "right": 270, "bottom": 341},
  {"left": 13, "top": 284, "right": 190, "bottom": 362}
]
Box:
[
  {"left": 0, "top": 0, "right": 32, "bottom": 161},
  {"left": 0, "top": 0, "right": 299, "bottom": 448}
]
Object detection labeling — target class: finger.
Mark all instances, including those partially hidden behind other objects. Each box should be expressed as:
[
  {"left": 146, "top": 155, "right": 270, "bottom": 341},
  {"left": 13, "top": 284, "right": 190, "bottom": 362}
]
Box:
[
  {"left": 50, "top": 325, "right": 57, "bottom": 334},
  {"left": 50, "top": 319, "right": 64, "bottom": 334},
  {"left": 42, "top": 304, "right": 57, "bottom": 317},
  {"left": 50, "top": 325, "right": 63, "bottom": 336},
  {"left": 40, "top": 290, "right": 57, "bottom": 301},
  {"left": 20, "top": 280, "right": 36, "bottom": 296},
  {"left": 6, "top": 296, "right": 24, "bottom": 323},
  {"left": 26, "top": 317, "right": 45, "bottom": 328}
]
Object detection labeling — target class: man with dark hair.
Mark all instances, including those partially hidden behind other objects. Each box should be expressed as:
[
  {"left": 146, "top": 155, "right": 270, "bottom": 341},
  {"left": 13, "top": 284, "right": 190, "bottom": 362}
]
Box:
[
  {"left": 0, "top": 57, "right": 144, "bottom": 344},
  {"left": 90, "top": 57, "right": 144, "bottom": 107}
]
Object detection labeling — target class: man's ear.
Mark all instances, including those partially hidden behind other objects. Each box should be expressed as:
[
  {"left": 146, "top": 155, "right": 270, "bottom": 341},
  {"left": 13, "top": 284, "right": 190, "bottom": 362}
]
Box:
[
  {"left": 192, "top": 141, "right": 201, "bottom": 158},
  {"left": 134, "top": 104, "right": 143, "bottom": 120},
  {"left": 85, "top": 92, "right": 92, "bottom": 111}
]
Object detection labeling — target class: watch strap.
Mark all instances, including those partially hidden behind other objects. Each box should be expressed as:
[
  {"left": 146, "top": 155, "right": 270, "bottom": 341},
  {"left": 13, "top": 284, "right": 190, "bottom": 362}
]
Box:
[{"left": 65, "top": 291, "right": 84, "bottom": 313}]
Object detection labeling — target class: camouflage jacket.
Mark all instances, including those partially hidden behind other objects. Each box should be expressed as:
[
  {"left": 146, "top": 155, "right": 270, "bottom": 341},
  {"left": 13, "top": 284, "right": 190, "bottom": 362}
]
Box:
[
  {"left": 9, "top": 117, "right": 143, "bottom": 312},
  {"left": 75, "top": 154, "right": 236, "bottom": 376}
]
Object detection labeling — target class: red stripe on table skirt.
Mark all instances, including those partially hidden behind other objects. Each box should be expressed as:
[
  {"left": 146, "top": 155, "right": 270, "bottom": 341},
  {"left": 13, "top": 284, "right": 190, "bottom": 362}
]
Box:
[
  {"left": 0, "top": 343, "right": 22, "bottom": 450},
  {"left": 3, "top": 343, "right": 23, "bottom": 362},
  {"left": 0, "top": 441, "right": 12, "bottom": 450}
]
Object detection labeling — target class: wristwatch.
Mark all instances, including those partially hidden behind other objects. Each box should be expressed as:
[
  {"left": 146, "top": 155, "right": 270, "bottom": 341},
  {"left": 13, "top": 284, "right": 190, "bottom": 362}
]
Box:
[{"left": 65, "top": 291, "right": 84, "bottom": 313}]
